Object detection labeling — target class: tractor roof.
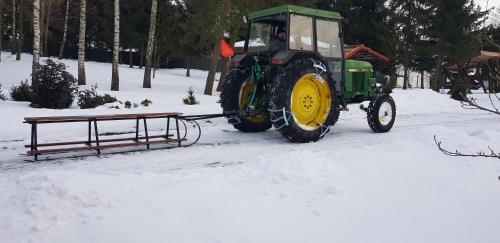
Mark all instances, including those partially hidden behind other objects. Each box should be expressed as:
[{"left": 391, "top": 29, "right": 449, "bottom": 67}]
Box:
[{"left": 248, "top": 5, "right": 342, "bottom": 21}]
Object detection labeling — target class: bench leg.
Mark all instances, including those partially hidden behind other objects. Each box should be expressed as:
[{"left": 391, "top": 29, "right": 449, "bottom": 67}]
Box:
[
  {"left": 175, "top": 118, "right": 181, "bottom": 147},
  {"left": 94, "top": 120, "right": 101, "bottom": 155},
  {"left": 143, "top": 118, "right": 150, "bottom": 150},
  {"left": 166, "top": 117, "right": 170, "bottom": 142},
  {"left": 87, "top": 121, "right": 92, "bottom": 146},
  {"left": 31, "top": 123, "right": 38, "bottom": 161},
  {"left": 135, "top": 118, "right": 140, "bottom": 142}
]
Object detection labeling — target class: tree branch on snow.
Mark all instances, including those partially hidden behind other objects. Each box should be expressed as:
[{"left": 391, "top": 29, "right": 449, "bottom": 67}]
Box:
[
  {"left": 435, "top": 93, "right": 500, "bottom": 159},
  {"left": 460, "top": 94, "right": 500, "bottom": 115},
  {"left": 434, "top": 135, "right": 500, "bottom": 159}
]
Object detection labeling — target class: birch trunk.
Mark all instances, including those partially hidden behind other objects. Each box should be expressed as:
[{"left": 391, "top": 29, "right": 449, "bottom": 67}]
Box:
[
  {"left": 11, "top": 0, "right": 16, "bottom": 54},
  {"left": 111, "top": 0, "right": 120, "bottom": 91},
  {"left": 77, "top": 0, "right": 86, "bottom": 85},
  {"left": 15, "top": 0, "right": 21, "bottom": 60},
  {"left": 32, "top": 0, "right": 41, "bottom": 84},
  {"left": 58, "top": 0, "right": 69, "bottom": 59},
  {"left": 142, "top": 0, "right": 157, "bottom": 88}
]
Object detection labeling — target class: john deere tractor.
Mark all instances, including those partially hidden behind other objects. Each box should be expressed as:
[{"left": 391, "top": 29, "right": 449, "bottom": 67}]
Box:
[{"left": 221, "top": 5, "right": 396, "bottom": 142}]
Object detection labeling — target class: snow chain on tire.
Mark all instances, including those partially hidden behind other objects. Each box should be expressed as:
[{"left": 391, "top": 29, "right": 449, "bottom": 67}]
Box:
[
  {"left": 268, "top": 58, "right": 340, "bottom": 142},
  {"left": 220, "top": 68, "right": 272, "bottom": 133}
]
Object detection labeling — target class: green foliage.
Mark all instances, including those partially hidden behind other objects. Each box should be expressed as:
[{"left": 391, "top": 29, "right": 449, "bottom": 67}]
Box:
[
  {"left": 450, "top": 84, "right": 468, "bottom": 101},
  {"left": 10, "top": 80, "right": 33, "bottom": 102},
  {"left": 141, "top": 99, "right": 153, "bottom": 106},
  {"left": 77, "top": 85, "right": 118, "bottom": 109},
  {"left": 183, "top": 86, "right": 199, "bottom": 105},
  {"left": 103, "top": 94, "right": 118, "bottom": 104},
  {"left": 124, "top": 101, "right": 132, "bottom": 109},
  {"left": 31, "top": 60, "right": 77, "bottom": 109},
  {"left": 0, "top": 84, "right": 7, "bottom": 101},
  {"left": 316, "top": 0, "right": 395, "bottom": 74}
]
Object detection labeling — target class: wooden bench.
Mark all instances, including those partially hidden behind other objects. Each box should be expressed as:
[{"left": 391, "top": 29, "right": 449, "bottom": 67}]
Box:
[{"left": 24, "top": 112, "right": 185, "bottom": 160}]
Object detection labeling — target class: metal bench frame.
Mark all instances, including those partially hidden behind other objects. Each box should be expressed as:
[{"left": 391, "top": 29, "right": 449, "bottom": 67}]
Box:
[{"left": 24, "top": 112, "right": 185, "bottom": 160}]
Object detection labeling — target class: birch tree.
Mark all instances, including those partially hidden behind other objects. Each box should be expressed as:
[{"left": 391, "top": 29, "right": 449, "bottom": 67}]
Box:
[
  {"left": 32, "top": 0, "right": 41, "bottom": 82},
  {"left": 77, "top": 0, "right": 86, "bottom": 85},
  {"left": 58, "top": 0, "right": 69, "bottom": 59},
  {"left": 142, "top": 0, "right": 157, "bottom": 88},
  {"left": 111, "top": 0, "right": 120, "bottom": 91}
]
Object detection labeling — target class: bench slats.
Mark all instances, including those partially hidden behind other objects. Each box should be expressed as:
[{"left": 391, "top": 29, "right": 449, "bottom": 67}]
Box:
[
  {"left": 27, "top": 138, "right": 187, "bottom": 155},
  {"left": 24, "top": 112, "right": 183, "bottom": 123},
  {"left": 24, "top": 134, "right": 175, "bottom": 148}
]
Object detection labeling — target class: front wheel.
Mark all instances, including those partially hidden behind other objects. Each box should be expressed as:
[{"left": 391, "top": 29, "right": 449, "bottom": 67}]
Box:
[{"left": 367, "top": 93, "right": 396, "bottom": 133}]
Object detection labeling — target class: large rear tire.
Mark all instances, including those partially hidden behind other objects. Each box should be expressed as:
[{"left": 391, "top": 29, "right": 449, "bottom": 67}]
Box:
[
  {"left": 221, "top": 69, "right": 272, "bottom": 133},
  {"left": 269, "top": 59, "right": 339, "bottom": 142}
]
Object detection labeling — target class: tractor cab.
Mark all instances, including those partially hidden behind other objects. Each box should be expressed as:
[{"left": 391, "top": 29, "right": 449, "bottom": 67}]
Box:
[{"left": 236, "top": 5, "right": 345, "bottom": 88}]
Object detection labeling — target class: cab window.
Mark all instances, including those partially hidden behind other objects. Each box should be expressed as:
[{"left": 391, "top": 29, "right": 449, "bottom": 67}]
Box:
[
  {"left": 289, "top": 15, "right": 314, "bottom": 51},
  {"left": 316, "top": 19, "right": 342, "bottom": 58},
  {"left": 247, "top": 22, "right": 273, "bottom": 53}
]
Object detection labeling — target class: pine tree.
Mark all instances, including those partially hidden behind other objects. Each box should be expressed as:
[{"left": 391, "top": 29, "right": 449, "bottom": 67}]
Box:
[
  {"left": 179, "top": 0, "right": 217, "bottom": 77},
  {"left": 11, "top": 0, "right": 15, "bottom": 54},
  {"left": 15, "top": 0, "right": 21, "bottom": 60},
  {"left": 424, "top": 0, "right": 486, "bottom": 91},
  {"left": 58, "top": 0, "right": 70, "bottom": 59},
  {"left": 388, "top": 0, "right": 426, "bottom": 89},
  {"left": 111, "top": 0, "right": 120, "bottom": 91},
  {"left": 77, "top": 0, "right": 86, "bottom": 85},
  {"left": 121, "top": 0, "right": 148, "bottom": 68},
  {"left": 41, "top": 0, "right": 52, "bottom": 57},
  {"left": 0, "top": 0, "right": 3, "bottom": 62},
  {"left": 204, "top": 0, "right": 229, "bottom": 96}
]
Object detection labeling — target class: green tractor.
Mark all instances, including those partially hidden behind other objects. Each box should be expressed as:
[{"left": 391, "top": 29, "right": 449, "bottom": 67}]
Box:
[{"left": 221, "top": 5, "right": 396, "bottom": 142}]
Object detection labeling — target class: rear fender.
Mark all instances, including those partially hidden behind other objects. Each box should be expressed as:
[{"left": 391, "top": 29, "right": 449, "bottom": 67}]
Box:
[{"left": 271, "top": 50, "right": 324, "bottom": 65}]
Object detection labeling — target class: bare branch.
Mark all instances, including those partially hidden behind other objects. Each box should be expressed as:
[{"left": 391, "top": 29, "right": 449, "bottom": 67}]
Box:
[
  {"left": 460, "top": 96, "right": 500, "bottom": 115},
  {"left": 434, "top": 135, "right": 500, "bottom": 159}
]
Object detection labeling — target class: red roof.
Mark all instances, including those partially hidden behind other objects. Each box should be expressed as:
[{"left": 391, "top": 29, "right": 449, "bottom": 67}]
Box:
[{"left": 345, "top": 44, "right": 390, "bottom": 62}]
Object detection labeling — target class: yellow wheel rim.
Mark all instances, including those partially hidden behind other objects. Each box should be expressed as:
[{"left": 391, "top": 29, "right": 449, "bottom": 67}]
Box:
[
  {"left": 291, "top": 73, "right": 331, "bottom": 130},
  {"left": 239, "top": 80, "right": 267, "bottom": 123}
]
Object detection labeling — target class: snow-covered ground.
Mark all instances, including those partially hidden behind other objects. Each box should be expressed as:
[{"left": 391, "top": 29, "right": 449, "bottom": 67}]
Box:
[{"left": 1, "top": 52, "right": 499, "bottom": 243}]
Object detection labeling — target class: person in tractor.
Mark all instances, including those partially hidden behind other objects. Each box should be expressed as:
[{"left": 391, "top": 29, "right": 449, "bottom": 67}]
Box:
[{"left": 270, "top": 27, "right": 286, "bottom": 53}]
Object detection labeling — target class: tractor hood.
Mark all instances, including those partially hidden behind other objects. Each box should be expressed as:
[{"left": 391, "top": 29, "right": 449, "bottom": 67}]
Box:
[{"left": 345, "top": 60, "right": 373, "bottom": 72}]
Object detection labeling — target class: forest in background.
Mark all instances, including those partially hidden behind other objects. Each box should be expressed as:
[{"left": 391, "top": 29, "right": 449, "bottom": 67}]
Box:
[{"left": 0, "top": 0, "right": 499, "bottom": 94}]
